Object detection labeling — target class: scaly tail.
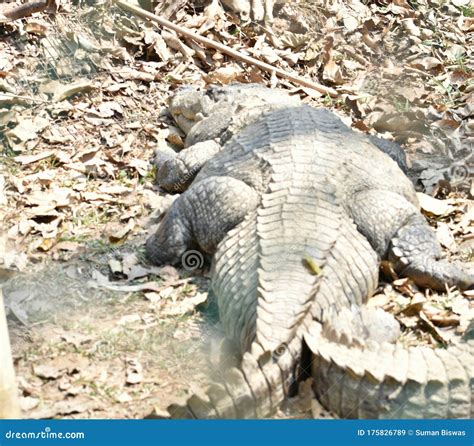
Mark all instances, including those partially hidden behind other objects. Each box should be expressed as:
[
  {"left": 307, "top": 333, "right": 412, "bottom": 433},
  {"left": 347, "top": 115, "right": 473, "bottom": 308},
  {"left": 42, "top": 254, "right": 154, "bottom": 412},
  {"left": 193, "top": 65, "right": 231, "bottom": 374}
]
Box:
[
  {"left": 306, "top": 319, "right": 473, "bottom": 419},
  {"left": 167, "top": 330, "right": 306, "bottom": 419}
]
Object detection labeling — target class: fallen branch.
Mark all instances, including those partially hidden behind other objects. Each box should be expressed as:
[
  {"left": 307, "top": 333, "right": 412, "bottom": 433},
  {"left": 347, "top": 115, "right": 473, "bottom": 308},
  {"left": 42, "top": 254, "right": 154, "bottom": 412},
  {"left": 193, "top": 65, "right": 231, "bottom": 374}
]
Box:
[
  {"left": 2, "top": 0, "right": 47, "bottom": 20},
  {"left": 2, "top": 0, "right": 55, "bottom": 21},
  {"left": 114, "top": 0, "right": 340, "bottom": 98},
  {"left": 0, "top": 288, "right": 20, "bottom": 419}
]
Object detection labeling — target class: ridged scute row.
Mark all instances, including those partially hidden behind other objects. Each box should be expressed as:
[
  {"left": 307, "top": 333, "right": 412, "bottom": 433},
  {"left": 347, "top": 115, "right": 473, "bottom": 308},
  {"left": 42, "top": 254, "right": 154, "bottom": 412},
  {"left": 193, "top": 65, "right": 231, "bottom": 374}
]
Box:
[{"left": 307, "top": 324, "right": 473, "bottom": 418}]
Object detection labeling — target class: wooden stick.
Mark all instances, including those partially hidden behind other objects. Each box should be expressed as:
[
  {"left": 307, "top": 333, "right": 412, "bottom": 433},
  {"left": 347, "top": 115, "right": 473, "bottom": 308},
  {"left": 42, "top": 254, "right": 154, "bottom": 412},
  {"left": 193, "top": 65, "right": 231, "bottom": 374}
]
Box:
[
  {"left": 114, "top": 0, "right": 339, "bottom": 98},
  {"left": 2, "top": 0, "right": 48, "bottom": 20},
  {"left": 0, "top": 288, "right": 20, "bottom": 419}
]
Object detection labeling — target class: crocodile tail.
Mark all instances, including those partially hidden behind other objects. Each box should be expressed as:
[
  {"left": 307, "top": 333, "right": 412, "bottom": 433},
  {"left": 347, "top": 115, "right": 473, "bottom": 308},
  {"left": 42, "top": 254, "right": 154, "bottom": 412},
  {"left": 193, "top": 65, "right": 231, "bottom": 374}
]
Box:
[
  {"left": 306, "top": 321, "right": 473, "bottom": 419},
  {"left": 167, "top": 333, "right": 304, "bottom": 419}
]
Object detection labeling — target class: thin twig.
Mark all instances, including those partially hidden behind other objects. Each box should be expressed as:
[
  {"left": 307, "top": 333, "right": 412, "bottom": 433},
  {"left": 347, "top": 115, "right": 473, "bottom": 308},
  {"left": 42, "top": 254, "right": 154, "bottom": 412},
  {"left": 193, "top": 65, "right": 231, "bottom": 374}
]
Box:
[
  {"left": 114, "top": 0, "right": 340, "bottom": 98},
  {"left": 0, "top": 93, "right": 49, "bottom": 104}
]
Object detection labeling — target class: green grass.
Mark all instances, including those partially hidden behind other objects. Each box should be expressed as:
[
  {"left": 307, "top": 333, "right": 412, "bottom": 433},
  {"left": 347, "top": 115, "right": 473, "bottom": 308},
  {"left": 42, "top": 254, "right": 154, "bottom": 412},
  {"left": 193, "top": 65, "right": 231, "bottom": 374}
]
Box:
[
  {"left": 58, "top": 233, "right": 90, "bottom": 243},
  {"left": 392, "top": 97, "right": 411, "bottom": 113},
  {"left": 451, "top": 54, "right": 470, "bottom": 73},
  {"left": 139, "top": 165, "right": 156, "bottom": 184},
  {"left": 461, "top": 5, "right": 474, "bottom": 17},
  {"left": 72, "top": 208, "right": 110, "bottom": 228},
  {"left": 37, "top": 157, "right": 61, "bottom": 170}
]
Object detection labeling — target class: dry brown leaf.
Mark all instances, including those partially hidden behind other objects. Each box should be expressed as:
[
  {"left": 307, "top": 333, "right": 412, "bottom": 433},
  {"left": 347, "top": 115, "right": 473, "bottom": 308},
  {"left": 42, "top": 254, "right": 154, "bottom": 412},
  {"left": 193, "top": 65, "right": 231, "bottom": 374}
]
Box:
[
  {"left": 417, "top": 193, "right": 455, "bottom": 216},
  {"left": 118, "top": 314, "right": 141, "bottom": 325},
  {"left": 402, "top": 293, "right": 427, "bottom": 316},
  {"left": 411, "top": 57, "right": 443, "bottom": 71},
  {"left": 98, "top": 185, "right": 132, "bottom": 195},
  {"left": 144, "top": 292, "right": 161, "bottom": 303},
  {"left": 207, "top": 66, "right": 242, "bottom": 84},
  {"left": 53, "top": 80, "right": 95, "bottom": 101},
  {"left": 429, "top": 313, "right": 460, "bottom": 327},
  {"left": 436, "top": 222, "right": 458, "bottom": 252},
  {"left": 24, "top": 22, "right": 48, "bottom": 36},
  {"left": 20, "top": 396, "right": 40, "bottom": 411},
  {"left": 456, "top": 205, "right": 474, "bottom": 234},
  {"left": 161, "top": 292, "right": 207, "bottom": 316},
  {"left": 105, "top": 219, "right": 136, "bottom": 243},
  {"left": 418, "top": 311, "right": 450, "bottom": 345},
  {"left": 37, "top": 238, "right": 57, "bottom": 252},
  {"left": 33, "top": 364, "right": 61, "bottom": 380},
  {"left": 60, "top": 332, "right": 93, "bottom": 349},
  {"left": 81, "top": 192, "right": 114, "bottom": 202},
  {"left": 53, "top": 241, "right": 80, "bottom": 252},
  {"left": 0, "top": 94, "right": 30, "bottom": 107},
  {"left": 367, "top": 293, "right": 391, "bottom": 308},
  {"left": 0, "top": 174, "right": 6, "bottom": 206},
  {"left": 392, "top": 277, "right": 416, "bottom": 297},
  {"left": 51, "top": 398, "right": 96, "bottom": 416},
  {"left": 323, "top": 58, "right": 344, "bottom": 84},
  {"left": 109, "top": 258, "right": 123, "bottom": 276},
  {"left": 401, "top": 18, "right": 421, "bottom": 37},
  {"left": 128, "top": 158, "right": 149, "bottom": 176},
  {"left": 115, "top": 392, "right": 133, "bottom": 404},
  {"left": 88, "top": 276, "right": 168, "bottom": 293},
  {"left": 162, "top": 30, "right": 194, "bottom": 58},
  {"left": 126, "top": 358, "right": 143, "bottom": 385},
  {"left": 14, "top": 150, "right": 55, "bottom": 165},
  {"left": 6, "top": 117, "right": 49, "bottom": 143}
]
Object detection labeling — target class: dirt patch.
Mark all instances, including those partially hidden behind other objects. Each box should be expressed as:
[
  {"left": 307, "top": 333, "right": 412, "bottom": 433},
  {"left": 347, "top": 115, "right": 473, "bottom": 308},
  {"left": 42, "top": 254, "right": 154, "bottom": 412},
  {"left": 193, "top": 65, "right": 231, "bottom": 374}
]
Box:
[{"left": 3, "top": 245, "right": 217, "bottom": 419}]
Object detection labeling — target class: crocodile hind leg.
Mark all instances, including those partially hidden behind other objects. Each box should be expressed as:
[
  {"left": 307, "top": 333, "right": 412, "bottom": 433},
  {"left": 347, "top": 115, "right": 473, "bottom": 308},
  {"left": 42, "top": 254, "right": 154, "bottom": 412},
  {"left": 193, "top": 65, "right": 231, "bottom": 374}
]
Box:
[
  {"left": 146, "top": 176, "right": 259, "bottom": 265},
  {"left": 154, "top": 140, "right": 222, "bottom": 193},
  {"left": 349, "top": 190, "right": 473, "bottom": 291}
]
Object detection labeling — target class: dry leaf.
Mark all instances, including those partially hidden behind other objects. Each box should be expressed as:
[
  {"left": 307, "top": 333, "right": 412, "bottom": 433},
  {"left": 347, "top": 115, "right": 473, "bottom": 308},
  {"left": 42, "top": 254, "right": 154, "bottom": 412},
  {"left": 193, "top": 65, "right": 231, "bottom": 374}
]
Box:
[
  {"left": 402, "top": 294, "right": 426, "bottom": 316},
  {"left": 161, "top": 292, "right": 208, "bottom": 316},
  {"left": 126, "top": 358, "right": 143, "bottom": 385},
  {"left": 109, "top": 258, "right": 123, "bottom": 275},
  {"left": 20, "top": 396, "right": 40, "bottom": 411},
  {"left": 24, "top": 22, "right": 48, "bottom": 36},
  {"left": 33, "top": 364, "right": 61, "bottom": 380},
  {"left": 53, "top": 80, "right": 95, "bottom": 102},
  {"left": 417, "top": 193, "right": 455, "bottom": 216},
  {"left": 118, "top": 314, "right": 141, "bottom": 325},
  {"left": 6, "top": 117, "right": 49, "bottom": 143},
  {"left": 410, "top": 57, "right": 443, "bottom": 71},
  {"left": 418, "top": 311, "right": 450, "bottom": 345},
  {"left": 105, "top": 219, "right": 136, "bottom": 243},
  {"left": 436, "top": 222, "right": 458, "bottom": 252},
  {"left": 14, "top": 150, "right": 54, "bottom": 166}
]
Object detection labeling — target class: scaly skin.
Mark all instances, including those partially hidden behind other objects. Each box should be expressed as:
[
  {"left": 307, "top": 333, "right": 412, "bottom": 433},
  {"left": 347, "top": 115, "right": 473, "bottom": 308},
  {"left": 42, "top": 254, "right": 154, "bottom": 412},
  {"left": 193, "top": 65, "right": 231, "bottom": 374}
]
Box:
[
  {"left": 146, "top": 85, "right": 473, "bottom": 419},
  {"left": 155, "top": 84, "right": 408, "bottom": 193}
]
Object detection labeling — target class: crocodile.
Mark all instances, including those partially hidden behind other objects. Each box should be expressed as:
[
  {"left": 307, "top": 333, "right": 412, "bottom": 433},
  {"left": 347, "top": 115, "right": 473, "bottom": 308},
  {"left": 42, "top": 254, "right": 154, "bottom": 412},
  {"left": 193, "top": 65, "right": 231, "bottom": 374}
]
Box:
[{"left": 146, "top": 84, "right": 473, "bottom": 419}]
